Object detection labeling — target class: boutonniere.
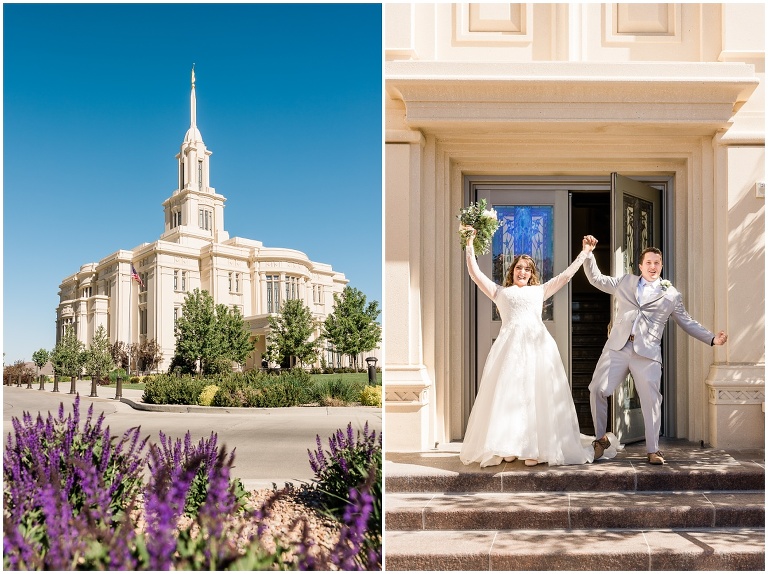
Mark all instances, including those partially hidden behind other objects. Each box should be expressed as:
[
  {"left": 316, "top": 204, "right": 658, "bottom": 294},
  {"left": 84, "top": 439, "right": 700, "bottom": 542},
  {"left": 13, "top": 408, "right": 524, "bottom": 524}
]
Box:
[{"left": 660, "top": 280, "right": 672, "bottom": 291}]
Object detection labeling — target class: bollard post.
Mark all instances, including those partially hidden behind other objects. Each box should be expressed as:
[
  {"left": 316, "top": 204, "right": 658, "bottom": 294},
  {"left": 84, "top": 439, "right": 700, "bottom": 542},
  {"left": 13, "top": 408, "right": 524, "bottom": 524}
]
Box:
[
  {"left": 114, "top": 375, "right": 123, "bottom": 400},
  {"left": 90, "top": 374, "right": 98, "bottom": 397},
  {"left": 53, "top": 374, "right": 60, "bottom": 393},
  {"left": 69, "top": 375, "right": 77, "bottom": 394},
  {"left": 365, "top": 356, "right": 378, "bottom": 385},
  {"left": 38, "top": 374, "right": 45, "bottom": 390}
]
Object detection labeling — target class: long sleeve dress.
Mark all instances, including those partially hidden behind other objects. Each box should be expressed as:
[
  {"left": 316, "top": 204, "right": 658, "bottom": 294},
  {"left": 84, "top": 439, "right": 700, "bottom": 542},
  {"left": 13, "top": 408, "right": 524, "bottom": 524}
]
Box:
[{"left": 460, "top": 244, "right": 615, "bottom": 467}]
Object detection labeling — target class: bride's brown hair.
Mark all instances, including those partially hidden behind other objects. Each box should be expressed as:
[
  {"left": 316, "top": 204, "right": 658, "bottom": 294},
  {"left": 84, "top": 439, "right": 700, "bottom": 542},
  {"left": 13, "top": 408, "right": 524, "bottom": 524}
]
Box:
[{"left": 504, "top": 255, "right": 541, "bottom": 287}]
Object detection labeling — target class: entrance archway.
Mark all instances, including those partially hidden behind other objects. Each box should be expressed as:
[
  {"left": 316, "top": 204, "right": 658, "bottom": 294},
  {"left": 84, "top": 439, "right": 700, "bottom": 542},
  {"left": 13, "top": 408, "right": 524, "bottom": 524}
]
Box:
[{"left": 462, "top": 175, "right": 672, "bottom": 440}]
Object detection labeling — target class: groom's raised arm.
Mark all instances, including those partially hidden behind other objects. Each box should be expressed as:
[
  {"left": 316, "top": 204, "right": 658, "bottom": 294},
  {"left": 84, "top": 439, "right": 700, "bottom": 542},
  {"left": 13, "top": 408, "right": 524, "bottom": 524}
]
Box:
[{"left": 581, "top": 235, "right": 620, "bottom": 295}]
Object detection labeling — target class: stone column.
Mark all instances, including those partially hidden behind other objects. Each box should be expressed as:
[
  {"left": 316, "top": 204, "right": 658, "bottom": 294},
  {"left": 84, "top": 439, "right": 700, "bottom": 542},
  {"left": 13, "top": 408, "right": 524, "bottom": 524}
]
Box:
[
  {"left": 384, "top": 134, "right": 433, "bottom": 452},
  {"left": 259, "top": 272, "right": 267, "bottom": 314},
  {"left": 705, "top": 140, "right": 765, "bottom": 448}
]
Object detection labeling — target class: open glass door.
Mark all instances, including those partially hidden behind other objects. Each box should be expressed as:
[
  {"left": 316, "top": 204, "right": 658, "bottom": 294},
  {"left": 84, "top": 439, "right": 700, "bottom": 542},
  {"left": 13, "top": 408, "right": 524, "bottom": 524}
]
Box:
[
  {"left": 472, "top": 188, "right": 568, "bottom": 411},
  {"left": 610, "top": 173, "right": 662, "bottom": 443}
]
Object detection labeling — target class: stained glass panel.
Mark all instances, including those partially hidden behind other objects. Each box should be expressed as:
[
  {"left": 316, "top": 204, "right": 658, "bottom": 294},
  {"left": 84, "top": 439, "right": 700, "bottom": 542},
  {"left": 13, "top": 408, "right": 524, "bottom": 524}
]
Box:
[
  {"left": 623, "top": 195, "right": 653, "bottom": 276},
  {"left": 491, "top": 205, "right": 555, "bottom": 321}
]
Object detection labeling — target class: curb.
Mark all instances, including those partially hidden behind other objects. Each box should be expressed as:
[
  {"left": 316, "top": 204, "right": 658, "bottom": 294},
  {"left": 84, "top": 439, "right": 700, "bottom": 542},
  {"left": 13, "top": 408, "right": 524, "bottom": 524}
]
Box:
[
  {"left": 119, "top": 397, "right": 382, "bottom": 416},
  {"left": 120, "top": 398, "right": 263, "bottom": 414}
]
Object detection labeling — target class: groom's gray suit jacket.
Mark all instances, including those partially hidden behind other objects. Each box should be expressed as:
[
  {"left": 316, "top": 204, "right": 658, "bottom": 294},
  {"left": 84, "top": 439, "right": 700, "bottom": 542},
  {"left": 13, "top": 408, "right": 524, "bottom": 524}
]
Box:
[{"left": 583, "top": 254, "right": 714, "bottom": 364}]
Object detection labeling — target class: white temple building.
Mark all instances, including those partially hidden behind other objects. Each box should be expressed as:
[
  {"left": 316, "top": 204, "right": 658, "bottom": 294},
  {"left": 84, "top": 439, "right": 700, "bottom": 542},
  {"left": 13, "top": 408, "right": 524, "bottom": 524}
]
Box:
[{"left": 56, "top": 70, "right": 349, "bottom": 371}]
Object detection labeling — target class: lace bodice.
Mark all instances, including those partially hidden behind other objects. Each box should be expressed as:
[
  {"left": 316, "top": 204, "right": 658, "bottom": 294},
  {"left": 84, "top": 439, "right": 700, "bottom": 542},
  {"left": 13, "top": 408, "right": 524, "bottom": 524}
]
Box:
[{"left": 494, "top": 284, "right": 546, "bottom": 327}]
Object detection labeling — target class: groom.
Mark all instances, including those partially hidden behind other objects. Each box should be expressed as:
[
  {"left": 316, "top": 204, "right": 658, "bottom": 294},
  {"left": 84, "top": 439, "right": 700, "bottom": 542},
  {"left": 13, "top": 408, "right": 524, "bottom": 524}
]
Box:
[{"left": 581, "top": 235, "right": 727, "bottom": 465}]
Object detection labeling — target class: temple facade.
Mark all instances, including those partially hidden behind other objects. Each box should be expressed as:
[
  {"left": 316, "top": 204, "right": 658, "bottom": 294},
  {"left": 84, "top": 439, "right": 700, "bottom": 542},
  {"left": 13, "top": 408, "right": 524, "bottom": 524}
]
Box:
[{"left": 56, "top": 71, "right": 350, "bottom": 371}]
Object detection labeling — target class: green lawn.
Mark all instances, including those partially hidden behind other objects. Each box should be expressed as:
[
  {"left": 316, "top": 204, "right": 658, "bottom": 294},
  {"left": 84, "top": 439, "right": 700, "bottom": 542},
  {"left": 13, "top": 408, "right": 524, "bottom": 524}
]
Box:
[{"left": 309, "top": 372, "right": 382, "bottom": 385}]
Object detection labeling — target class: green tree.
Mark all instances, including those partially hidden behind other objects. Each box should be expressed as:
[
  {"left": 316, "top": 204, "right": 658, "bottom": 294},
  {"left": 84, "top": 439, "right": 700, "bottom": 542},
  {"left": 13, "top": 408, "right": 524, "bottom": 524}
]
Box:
[
  {"left": 50, "top": 326, "right": 86, "bottom": 380},
  {"left": 267, "top": 299, "right": 320, "bottom": 368},
  {"left": 173, "top": 289, "right": 221, "bottom": 375},
  {"left": 31, "top": 348, "right": 50, "bottom": 380},
  {"left": 262, "top": 339, "right": 281, "bottom": 367},
  {"left": 173, "top": 289, "right": 255, "bottom": 375},
  {"left": 84, "top": 325, "right": 115, "bottom": 378},
  {"left": 323, "top": 286, "right": 381, "bottom": 369},
  {"left": 215, "top": 304, "right": 255, "bottom": 368}
]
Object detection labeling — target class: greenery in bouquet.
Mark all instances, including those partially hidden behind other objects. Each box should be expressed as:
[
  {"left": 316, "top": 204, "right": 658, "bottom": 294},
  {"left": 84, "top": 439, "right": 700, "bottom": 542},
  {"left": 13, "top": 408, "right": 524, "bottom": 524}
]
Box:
[{"left": 458, "top": 199, "right": 500, "bottom": 255}]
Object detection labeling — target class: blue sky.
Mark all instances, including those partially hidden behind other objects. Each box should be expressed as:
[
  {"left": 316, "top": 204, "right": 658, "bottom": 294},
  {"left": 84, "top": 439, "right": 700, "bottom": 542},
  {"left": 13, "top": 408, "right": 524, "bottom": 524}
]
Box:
[{"left": 2, "top": 2, "right": 382, "bottom": 364}]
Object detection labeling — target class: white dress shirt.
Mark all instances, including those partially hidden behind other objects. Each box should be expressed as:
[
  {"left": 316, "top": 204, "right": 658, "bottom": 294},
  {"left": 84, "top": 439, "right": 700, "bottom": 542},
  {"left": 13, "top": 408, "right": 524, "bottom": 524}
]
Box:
[{"left": 632, "top": 278, "right": 660, "bottom": 335}]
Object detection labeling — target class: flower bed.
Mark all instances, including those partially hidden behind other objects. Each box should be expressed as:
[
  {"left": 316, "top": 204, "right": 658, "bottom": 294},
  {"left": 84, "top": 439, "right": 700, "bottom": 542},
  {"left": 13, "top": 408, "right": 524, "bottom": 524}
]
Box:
[
  {"left": 3, "top": 397, "right": 382, "bottom": 570},
  {"left": 142, "top": 368, "right": 381, "bottom": 408}
]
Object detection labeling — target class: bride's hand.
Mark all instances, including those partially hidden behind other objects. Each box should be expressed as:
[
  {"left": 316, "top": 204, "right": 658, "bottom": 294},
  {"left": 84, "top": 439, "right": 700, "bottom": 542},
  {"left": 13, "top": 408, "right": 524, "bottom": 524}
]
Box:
[{"left": 460, "top": 225, "right": 477, "bottom": 247}]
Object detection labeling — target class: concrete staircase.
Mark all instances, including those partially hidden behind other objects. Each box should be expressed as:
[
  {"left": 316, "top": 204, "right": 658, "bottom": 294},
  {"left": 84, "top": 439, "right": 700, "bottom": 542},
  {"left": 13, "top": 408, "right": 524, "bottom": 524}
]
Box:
[{"left": 384, "top": 440, "right": 765, "bottom": 570}]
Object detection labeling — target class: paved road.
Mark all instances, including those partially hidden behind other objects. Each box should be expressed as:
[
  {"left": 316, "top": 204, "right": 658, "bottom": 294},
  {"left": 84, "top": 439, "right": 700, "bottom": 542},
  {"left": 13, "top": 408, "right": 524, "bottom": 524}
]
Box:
[{"left": 2, "top": 381, "right": 382, "bottom": 491}]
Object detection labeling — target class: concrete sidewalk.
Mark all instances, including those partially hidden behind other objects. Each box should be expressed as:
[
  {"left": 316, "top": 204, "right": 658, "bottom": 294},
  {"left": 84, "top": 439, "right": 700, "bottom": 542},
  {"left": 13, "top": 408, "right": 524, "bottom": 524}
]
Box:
[{"left": 3, "top": 380, "right": 382, "bottom": 491}]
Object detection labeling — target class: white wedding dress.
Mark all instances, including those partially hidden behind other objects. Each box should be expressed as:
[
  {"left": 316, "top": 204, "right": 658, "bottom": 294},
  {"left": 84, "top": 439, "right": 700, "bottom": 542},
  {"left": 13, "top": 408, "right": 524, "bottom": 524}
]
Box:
[{"left": 460, "top": 245, "right": 619, "bottom": 468}]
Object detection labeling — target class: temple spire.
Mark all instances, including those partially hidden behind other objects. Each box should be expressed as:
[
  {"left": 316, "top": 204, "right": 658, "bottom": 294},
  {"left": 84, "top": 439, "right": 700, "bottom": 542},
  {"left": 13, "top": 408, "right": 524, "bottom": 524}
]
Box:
[{"left": 190, "top": 64, "right": 197, "bottom": 132}]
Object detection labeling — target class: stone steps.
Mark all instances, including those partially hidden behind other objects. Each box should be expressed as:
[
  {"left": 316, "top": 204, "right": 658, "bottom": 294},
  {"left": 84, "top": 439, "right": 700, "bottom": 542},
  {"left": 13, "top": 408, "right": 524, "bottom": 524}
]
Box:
[
  {"left": 386, "top": 491, "right": 764, "bottom": 531},
  {"left": 383, "top": 441, "right": 765, "bottom": 570},
  {"left": 384, "top": 527, "right": 765, "bottom": 571}
]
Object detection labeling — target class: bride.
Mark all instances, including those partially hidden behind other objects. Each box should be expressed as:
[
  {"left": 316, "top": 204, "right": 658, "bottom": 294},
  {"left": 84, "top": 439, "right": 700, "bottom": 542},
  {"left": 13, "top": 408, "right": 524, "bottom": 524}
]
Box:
[{"left": 460, "top": 227, "right": 617, "bottom": 468}]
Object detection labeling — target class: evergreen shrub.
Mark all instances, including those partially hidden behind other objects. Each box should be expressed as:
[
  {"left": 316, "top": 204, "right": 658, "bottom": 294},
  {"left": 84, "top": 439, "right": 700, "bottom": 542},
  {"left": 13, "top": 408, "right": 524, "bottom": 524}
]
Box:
[
  {"left": 210, "top": 380, "right": 262, "bottom": 408},
  {"left": 109, "top": 368, "right": 128, "bottom": 383},
  {"left": 142, "top": 375, "right": 207, "bottom": 405}
]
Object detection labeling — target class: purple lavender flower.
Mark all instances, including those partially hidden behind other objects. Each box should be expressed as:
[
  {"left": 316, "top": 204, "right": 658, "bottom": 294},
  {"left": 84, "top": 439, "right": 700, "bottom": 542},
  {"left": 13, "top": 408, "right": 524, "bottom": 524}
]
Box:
[
  {"left": 3, "top": 396, "right": 147, "bottom": 570},
  {"left": 305, "top": 421, "right": 382, "bottom": 569},
  {"left": 144, "top": 444, "right": 203, "bottom": 570}
]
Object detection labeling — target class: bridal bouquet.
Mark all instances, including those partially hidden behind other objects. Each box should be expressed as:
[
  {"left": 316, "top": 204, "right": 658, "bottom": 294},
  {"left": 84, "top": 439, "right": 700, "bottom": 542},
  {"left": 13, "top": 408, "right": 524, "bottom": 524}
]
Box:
[{"left": 458, "top": 199, "right": 500, "bottom": 255}]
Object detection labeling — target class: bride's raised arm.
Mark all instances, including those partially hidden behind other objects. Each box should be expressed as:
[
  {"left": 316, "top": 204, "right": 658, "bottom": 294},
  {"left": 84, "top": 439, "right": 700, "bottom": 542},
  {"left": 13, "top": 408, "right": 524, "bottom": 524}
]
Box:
[
  {"left": 541, "top": 237, "right": 595, "bottom": 300},
  {"left": 464, "top": 229, "right": 500, "bottom": 301}
]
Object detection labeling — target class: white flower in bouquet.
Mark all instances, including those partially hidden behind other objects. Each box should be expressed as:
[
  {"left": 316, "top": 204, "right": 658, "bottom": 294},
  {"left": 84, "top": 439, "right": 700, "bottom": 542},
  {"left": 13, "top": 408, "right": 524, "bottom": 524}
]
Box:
[{"left": 457, "top": 199, "right": 500, "bottom": 255}]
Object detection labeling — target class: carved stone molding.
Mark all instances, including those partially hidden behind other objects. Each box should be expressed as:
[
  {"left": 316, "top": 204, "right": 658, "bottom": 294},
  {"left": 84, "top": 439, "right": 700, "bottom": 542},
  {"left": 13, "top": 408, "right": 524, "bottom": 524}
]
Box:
[
  {"left": 385, "top": 388, "right": 427, "bottom": 405},
  {"left": 708, "top": 387, "right": 765, "bottom": 405}
]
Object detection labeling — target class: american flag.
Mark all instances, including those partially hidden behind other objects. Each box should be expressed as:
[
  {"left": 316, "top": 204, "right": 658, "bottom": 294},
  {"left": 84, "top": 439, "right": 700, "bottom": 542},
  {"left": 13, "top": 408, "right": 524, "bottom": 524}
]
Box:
[{"left": 131, "top": 265, "right": 144, "bottom": 287}]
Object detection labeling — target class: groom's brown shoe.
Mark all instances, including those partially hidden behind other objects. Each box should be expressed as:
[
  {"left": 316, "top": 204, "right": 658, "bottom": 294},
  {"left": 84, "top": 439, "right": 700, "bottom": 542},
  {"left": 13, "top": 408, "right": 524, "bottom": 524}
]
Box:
[
  {"left": 592, "top": 436, "right": 610, "bottom": 460},
  {"left": 647, "top": 451, "right": 665, "bottom": 465}
]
